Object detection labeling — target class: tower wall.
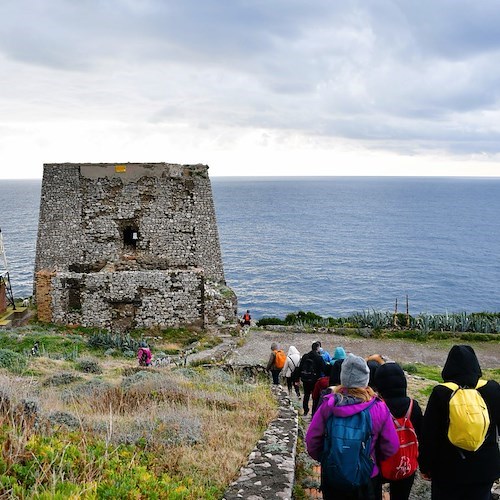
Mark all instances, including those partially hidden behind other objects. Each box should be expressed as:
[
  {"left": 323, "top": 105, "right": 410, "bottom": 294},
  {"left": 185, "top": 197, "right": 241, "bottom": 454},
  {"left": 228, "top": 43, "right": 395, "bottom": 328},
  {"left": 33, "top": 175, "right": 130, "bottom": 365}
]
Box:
[{"left": 35, "top": 163, "right": 236, "bottom": 330}]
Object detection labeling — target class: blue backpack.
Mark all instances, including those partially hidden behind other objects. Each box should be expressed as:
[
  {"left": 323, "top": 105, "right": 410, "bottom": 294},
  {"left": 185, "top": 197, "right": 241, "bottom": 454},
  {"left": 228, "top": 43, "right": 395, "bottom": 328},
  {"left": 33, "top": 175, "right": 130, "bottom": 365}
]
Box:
[{"left": 321, "top": 399, "right": 376, "bottom": 491}]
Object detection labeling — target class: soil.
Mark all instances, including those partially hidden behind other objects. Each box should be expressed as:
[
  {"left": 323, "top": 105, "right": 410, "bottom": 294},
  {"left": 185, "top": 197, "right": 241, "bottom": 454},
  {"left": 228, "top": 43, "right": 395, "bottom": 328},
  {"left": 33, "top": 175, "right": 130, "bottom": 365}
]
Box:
[{"left": 229, "top": 328, "right": 500, "bottom": 369}]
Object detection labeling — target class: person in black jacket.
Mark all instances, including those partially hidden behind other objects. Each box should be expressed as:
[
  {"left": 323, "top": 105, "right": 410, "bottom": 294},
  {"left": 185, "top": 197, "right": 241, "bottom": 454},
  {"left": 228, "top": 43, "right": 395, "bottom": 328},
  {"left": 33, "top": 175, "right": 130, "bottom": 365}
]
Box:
[
  {"left": 374, "top": 362, "right": 423, "bottom": 500},
  {"left": 298, "top": 342, "right": 327, "bottom": 416},
  {"left": 419, "top": 345, "right": 500, "bottom": 500}
]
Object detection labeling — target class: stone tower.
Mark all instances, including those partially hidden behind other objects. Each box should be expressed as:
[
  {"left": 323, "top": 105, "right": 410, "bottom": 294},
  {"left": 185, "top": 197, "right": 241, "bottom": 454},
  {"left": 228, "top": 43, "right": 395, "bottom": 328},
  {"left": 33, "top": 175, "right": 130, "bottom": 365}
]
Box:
[{"left": 35, "top": 163, "right": 237, "bottom": 331}]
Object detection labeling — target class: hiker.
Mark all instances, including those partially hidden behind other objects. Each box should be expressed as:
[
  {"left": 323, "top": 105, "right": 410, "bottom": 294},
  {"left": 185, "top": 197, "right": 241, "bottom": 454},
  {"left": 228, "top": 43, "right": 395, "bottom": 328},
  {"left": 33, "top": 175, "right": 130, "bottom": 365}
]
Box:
[
  {"left": 419, "top": 345, "right": 500, "bottom": 500},
  {"left": 240, "top": 310, "right": 251, "bottom": 327},
  {"left": 333, "top": 346, "right": 346, "bottom": 363},
  {"left": 366, "top": 353, "right": 386, "bottom": 390},
  {"left": 31, "top": 341, "right": 39, "bottom": 356},
  {"left": 137, "top": 342, "right": 152, "bottom": 367},
  {"left": 266, "top": 342, "right": 286, "bottom": 385},
  {"left": 312, "top": 354, "right": 347, "bottom": 415},
  {"left": 318, "top": 341, "right": 332, "bottom": 365},
  {"left": 311, "top": 365, "right": 331, "bottom": 416},
  {"left": 306, "top": 354, "right": 399, "bottom": 500},
  {"left": 280, "top": 345, "right": 301, "bottom": 398},
  {"left": 374, "top": 362, "right": 423, "bottom": 500},
  {"left": 298, "top": 342, "right": 327, "bottom": 416}
]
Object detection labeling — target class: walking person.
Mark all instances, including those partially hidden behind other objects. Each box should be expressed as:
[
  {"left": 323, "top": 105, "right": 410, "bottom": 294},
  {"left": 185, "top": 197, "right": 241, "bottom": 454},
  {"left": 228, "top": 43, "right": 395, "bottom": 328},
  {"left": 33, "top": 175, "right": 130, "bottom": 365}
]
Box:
[
  {"left": 266, "top": 342, "right": 286, "bottom": 385},
  {"left": 374, "top": 362, "right": 423, "bottom": 500},
  {"left": 306, "top": 354, "right": 399, "bottom": 499},
  {"left": 298, "top": 342, "right": 327, "bottom": 416},
  {"left": 419, "top": 345, "right": 500, "bottom": 500},
  {"left": 280, "top": 345, "right": 301, "bottom": 398}
]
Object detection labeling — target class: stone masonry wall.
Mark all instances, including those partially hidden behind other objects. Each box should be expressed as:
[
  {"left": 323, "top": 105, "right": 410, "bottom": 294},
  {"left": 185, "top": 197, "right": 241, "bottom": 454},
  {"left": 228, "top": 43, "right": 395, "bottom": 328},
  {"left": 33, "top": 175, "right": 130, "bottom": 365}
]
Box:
[
  {"left": 34, "top": 163, "right": 236, "bottom": 328},
  {"left": 49, "top": 270, "right": 203, "bottom": 330},
  {"left": 35, "top": 164, "right": 225, "bottom": 281}
]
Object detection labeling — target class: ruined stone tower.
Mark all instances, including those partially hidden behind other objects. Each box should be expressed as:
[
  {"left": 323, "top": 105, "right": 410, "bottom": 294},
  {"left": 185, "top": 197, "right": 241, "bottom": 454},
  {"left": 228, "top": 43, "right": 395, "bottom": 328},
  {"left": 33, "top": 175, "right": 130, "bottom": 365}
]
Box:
[{"left": 34, "top": 163, "right": 237, "bottom": 331}]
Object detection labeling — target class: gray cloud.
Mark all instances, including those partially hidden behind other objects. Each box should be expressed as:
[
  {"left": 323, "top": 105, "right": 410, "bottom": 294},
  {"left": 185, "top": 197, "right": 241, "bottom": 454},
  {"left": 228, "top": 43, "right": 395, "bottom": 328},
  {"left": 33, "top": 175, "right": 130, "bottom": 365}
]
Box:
[{"left": 1, "top": 0, "right": 500, "bottom": 156}]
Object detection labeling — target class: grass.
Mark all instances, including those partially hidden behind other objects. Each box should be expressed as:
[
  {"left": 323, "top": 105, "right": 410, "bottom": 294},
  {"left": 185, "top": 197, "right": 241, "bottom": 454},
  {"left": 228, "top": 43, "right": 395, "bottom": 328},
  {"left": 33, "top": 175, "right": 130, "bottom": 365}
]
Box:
[
  {"left": 401, "top": 362, "right": 500, "bottom": 383},
  {"left": 0, "top": 326, "right": 278, "bottom": 499}
]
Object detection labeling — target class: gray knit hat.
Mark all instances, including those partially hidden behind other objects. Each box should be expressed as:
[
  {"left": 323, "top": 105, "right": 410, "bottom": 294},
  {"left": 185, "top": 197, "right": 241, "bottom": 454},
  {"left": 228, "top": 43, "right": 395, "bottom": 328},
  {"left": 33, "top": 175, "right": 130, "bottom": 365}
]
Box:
[{"left": 340, "top": 354, "right": 370, "bottom": 388}]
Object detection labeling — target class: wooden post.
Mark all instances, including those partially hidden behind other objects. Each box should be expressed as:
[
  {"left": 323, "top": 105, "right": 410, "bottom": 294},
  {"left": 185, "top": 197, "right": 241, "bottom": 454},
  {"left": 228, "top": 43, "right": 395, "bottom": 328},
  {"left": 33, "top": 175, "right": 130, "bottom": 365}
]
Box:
[
  {"left": 406, "top": 295, "right": 410, "bottom": 328},
  {"left": 394, "top": 298, "right": 398, "bottom": 327}
]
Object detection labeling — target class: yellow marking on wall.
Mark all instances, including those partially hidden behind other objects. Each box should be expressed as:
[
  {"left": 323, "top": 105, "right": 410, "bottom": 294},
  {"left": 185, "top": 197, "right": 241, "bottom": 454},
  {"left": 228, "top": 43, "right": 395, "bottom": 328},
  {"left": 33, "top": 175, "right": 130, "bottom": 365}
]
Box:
[{"left": 115, "top": 165, "right": 127, "bottom": 173}]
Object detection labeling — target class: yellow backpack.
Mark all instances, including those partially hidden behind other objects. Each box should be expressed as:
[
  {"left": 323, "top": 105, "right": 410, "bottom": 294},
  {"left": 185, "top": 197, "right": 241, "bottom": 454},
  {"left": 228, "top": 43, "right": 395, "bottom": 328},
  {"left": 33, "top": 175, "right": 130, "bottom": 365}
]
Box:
[{"left": 440, "top": 380, "right": 490, "bottom": 452}]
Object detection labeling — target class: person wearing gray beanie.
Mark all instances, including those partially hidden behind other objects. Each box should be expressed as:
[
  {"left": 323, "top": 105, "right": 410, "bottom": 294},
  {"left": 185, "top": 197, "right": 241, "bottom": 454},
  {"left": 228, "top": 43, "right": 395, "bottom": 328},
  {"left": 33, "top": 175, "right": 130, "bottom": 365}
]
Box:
[{"left": 340, "top": 354, "right": 370, "bottom": 388}]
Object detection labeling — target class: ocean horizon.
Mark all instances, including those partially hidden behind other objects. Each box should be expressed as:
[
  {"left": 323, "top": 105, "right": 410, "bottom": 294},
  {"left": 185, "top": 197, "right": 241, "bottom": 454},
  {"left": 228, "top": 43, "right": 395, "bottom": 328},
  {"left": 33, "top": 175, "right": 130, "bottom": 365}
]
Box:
[{"left": 1, "top": 176, "right": 500, "bottom": 319}]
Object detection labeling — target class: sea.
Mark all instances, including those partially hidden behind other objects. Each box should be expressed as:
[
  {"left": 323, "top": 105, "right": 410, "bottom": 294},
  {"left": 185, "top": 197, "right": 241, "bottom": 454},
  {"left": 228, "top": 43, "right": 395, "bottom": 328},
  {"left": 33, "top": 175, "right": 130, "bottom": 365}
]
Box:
[{"left": 1, "top": 177, "right": 500, "bottom": 319}]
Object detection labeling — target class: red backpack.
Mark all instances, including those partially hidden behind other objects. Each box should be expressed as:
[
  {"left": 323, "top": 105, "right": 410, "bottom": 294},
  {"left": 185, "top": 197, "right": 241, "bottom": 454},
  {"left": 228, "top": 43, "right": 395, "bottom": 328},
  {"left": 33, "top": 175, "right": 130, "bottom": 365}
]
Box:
[{"left": 380, "top": 399, "right": 419, "bottom": 481}]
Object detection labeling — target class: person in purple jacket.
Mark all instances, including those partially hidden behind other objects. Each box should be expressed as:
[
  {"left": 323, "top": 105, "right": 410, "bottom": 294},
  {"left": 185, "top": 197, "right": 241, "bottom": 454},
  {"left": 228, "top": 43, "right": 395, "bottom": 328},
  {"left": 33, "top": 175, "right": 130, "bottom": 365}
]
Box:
[{"left": 306, "top": 354, "right": 399, "bottom": 500}]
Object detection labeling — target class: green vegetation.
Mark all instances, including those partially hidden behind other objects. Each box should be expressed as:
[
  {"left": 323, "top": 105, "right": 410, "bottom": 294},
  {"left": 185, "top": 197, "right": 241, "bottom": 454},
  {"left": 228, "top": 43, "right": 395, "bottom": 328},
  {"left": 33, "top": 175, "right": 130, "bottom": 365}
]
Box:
[
  {"left": 0, "top": 329, "right": 277, "bottom": 499},
  {"left": 401, "top": 363, "right": 500, "bottom": 384},
  {"left": 257, "top": 309, "right": 500, "bottom": 337}
]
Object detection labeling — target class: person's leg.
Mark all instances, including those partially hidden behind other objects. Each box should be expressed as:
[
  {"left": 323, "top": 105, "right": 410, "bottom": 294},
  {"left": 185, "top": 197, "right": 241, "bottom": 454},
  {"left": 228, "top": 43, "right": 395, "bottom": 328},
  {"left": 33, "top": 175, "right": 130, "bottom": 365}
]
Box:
[
  {"left": 271, "top": 369, "right": 280, "bottom": 385},
  {"left": 286, "top": 377, "right": 293, "bottom": 395},
  {"left": 388, "top": 474, "right": 415, "bottom": 500},
  {"left": 294, "top": 380, "right": 301, "bottom": 397},
  {"left": 303, "top": 381, "right": 314, "bottom": 414}
]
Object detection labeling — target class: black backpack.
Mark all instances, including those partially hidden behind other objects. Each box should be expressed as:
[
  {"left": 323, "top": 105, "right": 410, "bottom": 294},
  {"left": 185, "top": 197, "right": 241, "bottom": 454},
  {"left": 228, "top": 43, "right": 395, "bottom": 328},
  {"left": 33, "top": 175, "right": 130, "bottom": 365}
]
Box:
[{"left": 300, "top": 357, "right": 317, "bottom": 383}]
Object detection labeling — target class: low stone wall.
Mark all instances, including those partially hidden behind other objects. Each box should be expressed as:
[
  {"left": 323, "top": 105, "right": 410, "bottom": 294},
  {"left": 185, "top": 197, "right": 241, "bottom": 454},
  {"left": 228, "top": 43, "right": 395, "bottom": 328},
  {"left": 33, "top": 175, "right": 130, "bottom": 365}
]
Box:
[{"left": 223, "top": 385, "right": 298, "bottom": 500}]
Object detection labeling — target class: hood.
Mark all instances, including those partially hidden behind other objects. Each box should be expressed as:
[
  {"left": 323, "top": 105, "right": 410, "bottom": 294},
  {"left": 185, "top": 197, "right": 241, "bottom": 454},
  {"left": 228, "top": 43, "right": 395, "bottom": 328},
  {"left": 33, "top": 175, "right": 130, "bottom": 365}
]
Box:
[
  {"left": 322, "top": 392, "right": 376, "bottom": 418},
  {"left": 374, "top": 362, "right": 407, "bottom": 399},
  {"left": 333, "top": 346, "right": 346, "bottom": 361},
  {"left": 287, "top": 345, "right": 300, "bottom": 357},
  {"left": 329, "top": 358, "right": 344, "bottom": 386},
  {"left": 441, "top": 345, "right": 482, "bottom": 387}
]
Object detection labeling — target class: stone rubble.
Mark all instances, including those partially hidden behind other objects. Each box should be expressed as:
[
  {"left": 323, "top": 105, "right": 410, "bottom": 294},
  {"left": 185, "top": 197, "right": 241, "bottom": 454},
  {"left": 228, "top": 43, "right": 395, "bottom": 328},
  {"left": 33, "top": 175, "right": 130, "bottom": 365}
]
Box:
[{"left": 223, "top": 385, "right": 298, "bottom": 500}]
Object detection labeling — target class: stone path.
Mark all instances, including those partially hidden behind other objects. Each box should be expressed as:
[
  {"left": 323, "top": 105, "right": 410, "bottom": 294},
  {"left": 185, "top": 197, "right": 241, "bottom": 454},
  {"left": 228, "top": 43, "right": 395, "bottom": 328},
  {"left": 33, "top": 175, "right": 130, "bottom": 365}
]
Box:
[{"left": 223, "top": 386, "right": 298, "bottom": 500}]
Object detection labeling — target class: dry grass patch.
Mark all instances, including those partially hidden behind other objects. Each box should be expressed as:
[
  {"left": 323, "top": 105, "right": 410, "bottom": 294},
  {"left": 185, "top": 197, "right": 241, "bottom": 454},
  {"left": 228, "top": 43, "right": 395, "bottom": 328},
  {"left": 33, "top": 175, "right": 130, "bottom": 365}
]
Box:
[{"left": 0, "top": 365, "right": 277, "bottom": 498}]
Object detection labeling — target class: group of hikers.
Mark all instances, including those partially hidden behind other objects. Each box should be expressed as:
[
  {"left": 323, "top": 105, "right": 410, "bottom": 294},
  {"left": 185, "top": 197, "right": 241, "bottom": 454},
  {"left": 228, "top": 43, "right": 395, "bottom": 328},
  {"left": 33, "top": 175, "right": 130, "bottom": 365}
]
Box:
[{"left": 266, "top": 342, "right": 500, "bottom": 500}]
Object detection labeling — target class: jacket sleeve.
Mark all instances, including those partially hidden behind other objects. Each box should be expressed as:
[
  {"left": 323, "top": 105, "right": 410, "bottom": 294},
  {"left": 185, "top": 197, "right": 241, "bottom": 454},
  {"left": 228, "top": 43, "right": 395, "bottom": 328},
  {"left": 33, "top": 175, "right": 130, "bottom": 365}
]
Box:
[
  {"left": 374, "top": 401, "right": 399, "bottom": 461},
  {"left": 306, "top": 398, "right": 330, "bottom": 461},
  {"left": 266, "top": 352, "right": 276, "bottom": 371},
  {"left": 418, "top": 385, "right": 450, "bottom": 475},
  {"left": 410, "top": 399, "right": 424, "bottom": 441}
]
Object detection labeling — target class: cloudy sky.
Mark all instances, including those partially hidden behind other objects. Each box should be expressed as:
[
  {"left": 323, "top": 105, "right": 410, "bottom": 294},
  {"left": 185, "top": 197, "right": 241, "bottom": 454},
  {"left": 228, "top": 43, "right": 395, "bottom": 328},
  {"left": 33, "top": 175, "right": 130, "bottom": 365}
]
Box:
[{"left": 1, "top": 0, "right": 500, "bottom": 178}]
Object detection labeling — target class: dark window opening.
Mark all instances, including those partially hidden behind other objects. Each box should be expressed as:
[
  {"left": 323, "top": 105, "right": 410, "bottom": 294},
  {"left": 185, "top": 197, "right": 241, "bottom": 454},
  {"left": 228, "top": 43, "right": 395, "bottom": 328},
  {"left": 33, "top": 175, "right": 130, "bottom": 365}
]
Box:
[{"left": 123, "top": 226, "right": 139, "bottom": 248}]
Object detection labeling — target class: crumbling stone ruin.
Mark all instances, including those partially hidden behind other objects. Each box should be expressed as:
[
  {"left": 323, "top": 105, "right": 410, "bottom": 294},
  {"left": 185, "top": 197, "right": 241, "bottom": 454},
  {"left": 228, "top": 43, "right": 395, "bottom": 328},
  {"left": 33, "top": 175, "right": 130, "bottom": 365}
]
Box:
[{"left": 34, "top": 163, "right": 237, "bottom": 331}]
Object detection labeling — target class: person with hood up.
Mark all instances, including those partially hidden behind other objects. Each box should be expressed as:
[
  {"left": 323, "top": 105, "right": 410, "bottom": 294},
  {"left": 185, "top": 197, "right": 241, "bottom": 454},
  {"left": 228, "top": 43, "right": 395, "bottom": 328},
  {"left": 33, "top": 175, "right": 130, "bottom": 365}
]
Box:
[
  {"left": 306, "top": 354, "right": 399, "bottom": 500},
  {"left": 374, "top": 362, "right": 423, "bottom": 500},
  {"left": 419, "top": 345, "right": 500, "bottom": 500},
  {"left": 280, "top": 345, "right": 301, "bottom": 398}
]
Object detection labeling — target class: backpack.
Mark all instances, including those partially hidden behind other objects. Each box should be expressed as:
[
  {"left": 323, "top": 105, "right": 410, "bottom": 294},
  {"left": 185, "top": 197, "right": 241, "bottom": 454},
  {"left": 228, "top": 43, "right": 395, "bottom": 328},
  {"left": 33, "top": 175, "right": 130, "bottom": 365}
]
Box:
[
  {"left": 380, "top": 399, "right": 419, "bottom": 481},
  {"left": 274, "top": 350, "right": 287, "bottom": 369},
  {"left": 300, "top": 357, "right": 317, "bottom": 383},
  {"left": 440, "top": 380, "right": 490, "bottom": 452},
  {"left": 321, "top": 399, "right": 376, "bottom": 491}
]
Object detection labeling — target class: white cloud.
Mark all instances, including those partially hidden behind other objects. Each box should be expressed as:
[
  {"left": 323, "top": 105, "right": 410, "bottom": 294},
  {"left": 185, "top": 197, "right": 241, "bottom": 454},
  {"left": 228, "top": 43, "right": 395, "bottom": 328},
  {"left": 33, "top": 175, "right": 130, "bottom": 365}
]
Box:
[{"left": 1, "top": 0, "right": 500, "bottom": 178}]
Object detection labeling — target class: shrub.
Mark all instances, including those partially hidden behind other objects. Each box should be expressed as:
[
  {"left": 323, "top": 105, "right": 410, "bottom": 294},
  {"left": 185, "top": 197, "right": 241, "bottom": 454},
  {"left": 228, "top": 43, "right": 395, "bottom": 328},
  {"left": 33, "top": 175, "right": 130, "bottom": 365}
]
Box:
[
  {"left": 47, "top": 411, "right": 80, "bottom": 430},
  {"left": 75, "top": 358, "right": 103, "bottom": 374},
  {"left": 87, "top": 332, "right": 141, "bottom": 352},
  {"left": 43, "top": 372, "right": 82, "bottom": 386},
  {"left": 0, "top": 349, "right": 27, "bottom": 373}
]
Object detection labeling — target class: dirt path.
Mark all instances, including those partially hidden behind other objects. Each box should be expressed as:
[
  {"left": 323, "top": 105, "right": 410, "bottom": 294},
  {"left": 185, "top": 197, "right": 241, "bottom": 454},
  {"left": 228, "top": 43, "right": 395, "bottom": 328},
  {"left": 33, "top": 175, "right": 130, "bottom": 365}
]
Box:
[{"left": 229, "top": 329, "right": 500, "bottom": 369}]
